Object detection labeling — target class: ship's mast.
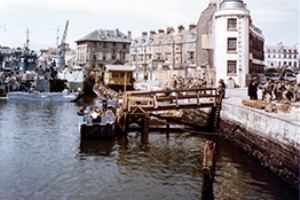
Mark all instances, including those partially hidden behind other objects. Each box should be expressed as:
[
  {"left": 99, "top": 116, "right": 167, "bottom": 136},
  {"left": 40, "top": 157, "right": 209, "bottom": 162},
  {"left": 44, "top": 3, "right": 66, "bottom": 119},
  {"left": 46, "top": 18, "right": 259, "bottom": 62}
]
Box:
[
  {"left": 26, "top": 28, "right": 30, "bottom": 49},
  {"left": 56, "top": 26, "right": 60, "bottom": 48}
]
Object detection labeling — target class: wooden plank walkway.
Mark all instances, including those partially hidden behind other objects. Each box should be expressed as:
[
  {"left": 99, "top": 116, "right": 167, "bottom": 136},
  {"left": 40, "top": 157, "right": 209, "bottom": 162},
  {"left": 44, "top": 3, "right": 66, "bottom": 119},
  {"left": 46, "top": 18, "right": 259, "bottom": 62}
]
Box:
[{"left": 117, "top": 87, "right": 224, "bottom": 134}]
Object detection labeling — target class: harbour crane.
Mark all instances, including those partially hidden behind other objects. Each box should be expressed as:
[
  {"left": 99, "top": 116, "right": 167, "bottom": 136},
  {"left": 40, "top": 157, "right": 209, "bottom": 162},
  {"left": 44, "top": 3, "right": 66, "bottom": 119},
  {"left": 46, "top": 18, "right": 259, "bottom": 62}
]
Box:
[{"left": 58, "top": 20, "right": 69, "bottom": 70}]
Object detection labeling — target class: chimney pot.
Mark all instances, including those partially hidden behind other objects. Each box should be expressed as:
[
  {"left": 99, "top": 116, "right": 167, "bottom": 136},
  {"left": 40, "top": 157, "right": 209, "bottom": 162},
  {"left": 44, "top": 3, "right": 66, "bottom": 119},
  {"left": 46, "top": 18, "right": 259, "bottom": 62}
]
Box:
[
  {"left": 189, "top": 24, "right": 197, "bottom": 31},
  {"left": 127, "top": 31, "right": 132, "bottom": 40}
]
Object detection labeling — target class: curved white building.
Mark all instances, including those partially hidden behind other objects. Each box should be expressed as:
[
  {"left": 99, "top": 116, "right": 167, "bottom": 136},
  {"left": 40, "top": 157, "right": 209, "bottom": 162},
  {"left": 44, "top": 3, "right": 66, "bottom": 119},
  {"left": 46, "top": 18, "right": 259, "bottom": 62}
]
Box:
[{"left": 214, "top": 0, "right": 264, "bottom": 88}]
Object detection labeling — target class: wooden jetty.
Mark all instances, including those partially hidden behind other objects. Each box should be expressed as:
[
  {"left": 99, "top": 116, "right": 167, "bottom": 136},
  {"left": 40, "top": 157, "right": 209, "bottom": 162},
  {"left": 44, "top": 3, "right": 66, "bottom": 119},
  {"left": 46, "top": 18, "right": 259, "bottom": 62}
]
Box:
[{"left": 116, "top": 87, "right": 224, "bottom": 135}]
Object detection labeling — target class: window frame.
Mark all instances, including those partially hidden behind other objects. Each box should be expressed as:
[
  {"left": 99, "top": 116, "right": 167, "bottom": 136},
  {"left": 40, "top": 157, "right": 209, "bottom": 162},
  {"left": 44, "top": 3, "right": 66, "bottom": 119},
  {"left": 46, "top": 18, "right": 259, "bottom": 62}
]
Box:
[
  {"left": 227, "top": 60, "right": 237, "bottom": 76},
  {"left": 227, "top": 18, "right": 237, "bottom": 31},
  {"left": 227, "top": 37, "right": 237, "bottom": 53}
]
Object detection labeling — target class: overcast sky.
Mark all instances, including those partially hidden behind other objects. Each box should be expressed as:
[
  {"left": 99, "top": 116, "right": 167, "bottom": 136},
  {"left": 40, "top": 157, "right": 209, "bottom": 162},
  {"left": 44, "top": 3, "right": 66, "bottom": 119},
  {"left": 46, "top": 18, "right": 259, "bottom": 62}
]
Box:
[{"left": 0, "top": 0, "right": 299, "bottom": 50}]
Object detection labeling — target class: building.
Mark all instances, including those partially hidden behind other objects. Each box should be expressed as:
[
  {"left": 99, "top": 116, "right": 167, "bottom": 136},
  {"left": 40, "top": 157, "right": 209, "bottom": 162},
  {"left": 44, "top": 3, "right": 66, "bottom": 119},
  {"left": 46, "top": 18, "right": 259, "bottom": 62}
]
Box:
[
  {"left": 196, "top": 1, "right": 217, "bottom": 85},
  {"left": 196, "top": 0, "right": 264, "bottom": 88},
  {"left": 213, "top": 0, "right": 264, "bottom": 88},
  {"left": 265, "top": 43, "right": 299, "bottom": 69},
  {"left": 76, "top": 29, "right": 131, "bottom": 72},
  {"left": 130, "top": 31, "right": 156, "bottom": 77},
  {"left": 130, "top": 25, "right": 197, "bottom": 81}
]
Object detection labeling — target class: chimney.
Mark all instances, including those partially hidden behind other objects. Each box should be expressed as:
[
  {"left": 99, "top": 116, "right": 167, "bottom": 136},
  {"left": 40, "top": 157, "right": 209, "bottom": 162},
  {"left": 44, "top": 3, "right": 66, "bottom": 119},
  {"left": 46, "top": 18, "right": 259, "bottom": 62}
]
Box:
[
  {"left": 149, "top": 31, "right": 157, "bottom": 36},
  {"left": 158, "top": 29, "right": 165, "bottom": 34},
  {"left": 127, "top": 31, "right": 132, "bottom": 41},
  {"left": 142, "top": 32, "right": 148, "bottom": 37},
  {"left": 189, "top": 24, "right": 197, "bottom": 31},
  {"left": 166, "top": 27, "right": 174, "bottom": 34},
  {"left": 178, "top": 25, "right": 185, "bottom": 33}
]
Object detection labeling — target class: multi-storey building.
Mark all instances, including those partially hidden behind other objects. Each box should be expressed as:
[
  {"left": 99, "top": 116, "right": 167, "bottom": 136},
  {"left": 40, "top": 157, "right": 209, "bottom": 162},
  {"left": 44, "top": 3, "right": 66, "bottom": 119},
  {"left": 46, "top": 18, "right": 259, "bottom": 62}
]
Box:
[
  {"left": 130, "top": 31, "right": 156, "bottom": 73},
  {"left": 130, "top": 25, "right": 197, "bottom": 72},
  {"left": 249, "top": 23, "right": 265, "bottom": 75},
  {"left": 76, "top": 29, "right": 131, "bottom": 72},
  {"left": 196, "top": 0, "right": 265, "bottom": 87},
  {"left": 265, "top": 43, "right": 299, "bottom": 69}
]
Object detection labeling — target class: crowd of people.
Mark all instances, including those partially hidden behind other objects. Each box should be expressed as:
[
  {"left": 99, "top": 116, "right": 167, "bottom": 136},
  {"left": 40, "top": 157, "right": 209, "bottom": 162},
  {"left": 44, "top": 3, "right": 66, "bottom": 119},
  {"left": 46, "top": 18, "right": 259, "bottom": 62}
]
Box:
[
  {"left": 171, "top": 75, "right": 208, "bottom": 90},
  {"left": 0, "top": 73, "right": 33, "bottom": 96},
  {"left": 248, "top": 79, "right": 299, "bottom": 103}
]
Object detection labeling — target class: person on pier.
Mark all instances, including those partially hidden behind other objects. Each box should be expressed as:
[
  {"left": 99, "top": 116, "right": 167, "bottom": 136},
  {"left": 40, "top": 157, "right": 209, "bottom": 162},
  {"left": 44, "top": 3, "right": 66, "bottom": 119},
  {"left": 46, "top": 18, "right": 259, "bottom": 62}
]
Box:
[
  {"left": 248, "top": 80, "right": 258, "bottom": 100},
  {"left": 218, "top": 79, "right": 226, "bottom": 99}
]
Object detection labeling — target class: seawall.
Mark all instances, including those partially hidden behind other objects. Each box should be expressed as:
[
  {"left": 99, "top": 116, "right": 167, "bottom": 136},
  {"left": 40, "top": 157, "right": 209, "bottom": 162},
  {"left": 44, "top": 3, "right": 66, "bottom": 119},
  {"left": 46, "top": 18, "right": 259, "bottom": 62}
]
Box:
[{"left": 219, "top": 99, "right": 300, "bottom": 189}]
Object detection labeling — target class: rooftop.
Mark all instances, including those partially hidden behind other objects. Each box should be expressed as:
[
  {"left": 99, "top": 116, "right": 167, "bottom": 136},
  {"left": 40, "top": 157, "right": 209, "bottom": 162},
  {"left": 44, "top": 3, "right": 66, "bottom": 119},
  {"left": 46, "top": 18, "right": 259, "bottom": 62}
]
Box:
[
  {"left": 105, "top": 65, "right": 136, "bottom": 72},
  {"left": 76, "top": 29, "right": 131, "bottom": 43},
  {"left": 220, "top": 0, "right": 246, "bottom": 10}
]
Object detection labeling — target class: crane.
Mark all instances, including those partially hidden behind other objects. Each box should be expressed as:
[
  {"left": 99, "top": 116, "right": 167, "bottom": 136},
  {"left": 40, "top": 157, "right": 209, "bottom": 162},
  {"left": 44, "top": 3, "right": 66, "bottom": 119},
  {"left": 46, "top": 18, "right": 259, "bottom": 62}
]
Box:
[
  {"left": 61, "top": 20, "right": 69, "bottom": 48},
  {"left": 58, "top": 20, "right": 69, "bottom": 70}
]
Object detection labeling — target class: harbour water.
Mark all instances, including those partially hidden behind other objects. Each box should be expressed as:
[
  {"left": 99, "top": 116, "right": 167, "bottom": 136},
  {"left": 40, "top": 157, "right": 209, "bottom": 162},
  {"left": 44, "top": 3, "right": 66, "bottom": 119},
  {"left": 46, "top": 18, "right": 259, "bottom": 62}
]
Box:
[{"left": 0, "top": 100, "right": 298, "bottom": 200}]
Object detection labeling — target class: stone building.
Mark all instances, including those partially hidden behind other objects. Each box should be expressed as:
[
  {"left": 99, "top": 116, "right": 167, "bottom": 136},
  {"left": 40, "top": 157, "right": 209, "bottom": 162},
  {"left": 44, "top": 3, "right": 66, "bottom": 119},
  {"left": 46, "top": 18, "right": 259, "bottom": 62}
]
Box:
[
  {"left": 130, "top": 25, "right": 197, "bottom": 76},
  {"left": 196, "top": 1, "right": 217, "bottom": 84},
  {"left": 265, "top": 43, "right": 299, "bottom": 69},
  {"left": 76, "top": 29, "right": 131, "bottom": 72},
  {"left": 197, "top": 0, "right": 264, "bottom": 87}
]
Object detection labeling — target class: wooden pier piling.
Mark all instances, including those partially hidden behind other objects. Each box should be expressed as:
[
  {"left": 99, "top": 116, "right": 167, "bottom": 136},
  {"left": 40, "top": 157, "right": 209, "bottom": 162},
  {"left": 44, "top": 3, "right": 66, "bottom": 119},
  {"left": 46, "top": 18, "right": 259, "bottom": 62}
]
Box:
[{"left": 202, "top": 140, "right": 216, "bottom": 200}]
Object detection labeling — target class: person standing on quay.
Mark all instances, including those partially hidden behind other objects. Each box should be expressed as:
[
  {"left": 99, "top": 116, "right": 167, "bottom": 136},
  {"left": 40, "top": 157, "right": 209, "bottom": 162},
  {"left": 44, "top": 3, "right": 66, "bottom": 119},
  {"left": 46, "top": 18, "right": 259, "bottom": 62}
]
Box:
[
  {"left": 248, "top": 80, "right": 258, "bottom": 100},
  {"left": 218, "top": 79, "right": 226, "bottom": 99}
]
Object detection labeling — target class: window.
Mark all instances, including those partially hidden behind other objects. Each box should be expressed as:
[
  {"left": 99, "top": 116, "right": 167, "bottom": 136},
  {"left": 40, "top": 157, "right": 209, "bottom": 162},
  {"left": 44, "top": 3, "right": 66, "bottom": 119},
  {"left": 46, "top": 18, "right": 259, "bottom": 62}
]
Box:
[
  {"left": 294, "top": 62, "right": 298, "bottom": 68},
  {"left": 227, "top": 60, "right": 237, "bottom": 75},
  {"left": 189, "top": 52, "right": 195, "bottom": 60},
  {"left": 123, "top": 44, "right": 127, "bottom": 49},
  {"left": 103, "top": 43, "right": 107, "bottom": 48},
  {"left": 227, "top": 18, "right": 237, "bottom": 30},
  {"left": 112, "top": 72, "right": 120, "bottom": 78},
  {"left": 228, "top": 38, "right": 237, "bottom": 52}
]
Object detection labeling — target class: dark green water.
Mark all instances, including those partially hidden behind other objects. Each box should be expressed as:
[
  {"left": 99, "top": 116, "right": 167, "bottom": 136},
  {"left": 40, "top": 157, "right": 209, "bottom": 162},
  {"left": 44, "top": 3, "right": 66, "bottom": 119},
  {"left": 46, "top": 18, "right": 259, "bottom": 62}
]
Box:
[{"left": 0, "top": 100, "right": 298, "bottom": 200}]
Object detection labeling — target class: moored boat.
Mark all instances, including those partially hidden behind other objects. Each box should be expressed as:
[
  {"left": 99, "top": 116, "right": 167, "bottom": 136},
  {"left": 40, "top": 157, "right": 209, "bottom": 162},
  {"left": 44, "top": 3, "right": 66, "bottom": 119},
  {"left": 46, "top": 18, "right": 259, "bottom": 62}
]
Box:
[
  {"left": 80, "top": 109, "right": 116, "bottom": 139},
  {"left": 8, "top": 91, "right": 78, "bottom": 102}
]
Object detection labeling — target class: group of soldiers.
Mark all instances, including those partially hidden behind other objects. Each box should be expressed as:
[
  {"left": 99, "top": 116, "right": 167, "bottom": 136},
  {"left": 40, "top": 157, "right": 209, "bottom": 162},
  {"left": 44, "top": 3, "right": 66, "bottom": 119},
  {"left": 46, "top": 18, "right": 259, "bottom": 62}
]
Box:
[
  {"left": 260, "top": 80, "right": 299, "bottom": 103},
  {"left": 93, "top": 80, "right": 119, "bottom": 100},
  {"left": 172, "top": 75, "right": 208, "bottom": 90},
  {"left": 0, "top": 73, "right": 31, "bottom": 95}
]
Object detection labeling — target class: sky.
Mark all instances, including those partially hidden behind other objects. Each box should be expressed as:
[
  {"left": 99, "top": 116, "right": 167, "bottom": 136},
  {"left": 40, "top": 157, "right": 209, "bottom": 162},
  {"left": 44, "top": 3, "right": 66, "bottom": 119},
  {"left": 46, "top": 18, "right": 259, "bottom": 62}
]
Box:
[{"left": 0, "top": 0, "right": 299, "bottom": 50}]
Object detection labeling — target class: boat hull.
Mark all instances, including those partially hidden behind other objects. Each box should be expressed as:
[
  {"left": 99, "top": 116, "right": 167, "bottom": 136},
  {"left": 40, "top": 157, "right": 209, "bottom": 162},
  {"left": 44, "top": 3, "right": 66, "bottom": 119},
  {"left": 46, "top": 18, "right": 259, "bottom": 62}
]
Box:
[
  {"left": 8, "top": 92, "right": 78, "bottom": 102},
  {"left": 80, "top": 122, "right": 115, "bottom": 139}
]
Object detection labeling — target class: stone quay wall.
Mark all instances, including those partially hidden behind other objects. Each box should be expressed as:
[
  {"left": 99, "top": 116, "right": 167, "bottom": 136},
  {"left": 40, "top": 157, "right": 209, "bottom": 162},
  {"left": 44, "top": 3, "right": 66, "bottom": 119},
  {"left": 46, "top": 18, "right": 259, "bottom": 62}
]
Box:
[{"left": 219, "top": 101, "right": 300, "bottom": 189}]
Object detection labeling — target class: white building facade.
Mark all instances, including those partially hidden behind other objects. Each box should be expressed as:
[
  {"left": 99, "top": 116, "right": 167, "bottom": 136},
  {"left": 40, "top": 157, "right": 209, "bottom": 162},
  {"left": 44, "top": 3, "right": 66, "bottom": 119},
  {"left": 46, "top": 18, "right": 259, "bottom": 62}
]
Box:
[
  {"left": 265, "top": 43, "right": 299, "bottom": 69},
  {"left": 213, "top": 0, "right": 264, "bottom": 88}
]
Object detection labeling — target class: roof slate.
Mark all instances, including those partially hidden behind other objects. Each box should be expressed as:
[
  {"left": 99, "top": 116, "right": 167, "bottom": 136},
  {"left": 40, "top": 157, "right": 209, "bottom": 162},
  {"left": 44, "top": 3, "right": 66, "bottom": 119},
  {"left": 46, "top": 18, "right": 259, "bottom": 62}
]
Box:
[{"left": 77, "top": 29, "right": 131, "bottom": 43}]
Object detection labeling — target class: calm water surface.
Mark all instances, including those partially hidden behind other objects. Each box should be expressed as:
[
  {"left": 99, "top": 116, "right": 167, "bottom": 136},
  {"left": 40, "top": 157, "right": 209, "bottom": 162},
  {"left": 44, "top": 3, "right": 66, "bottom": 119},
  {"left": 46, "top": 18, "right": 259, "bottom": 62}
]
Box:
[{"left": 0, "top": 100, "right": 298, "bottom": 200}]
